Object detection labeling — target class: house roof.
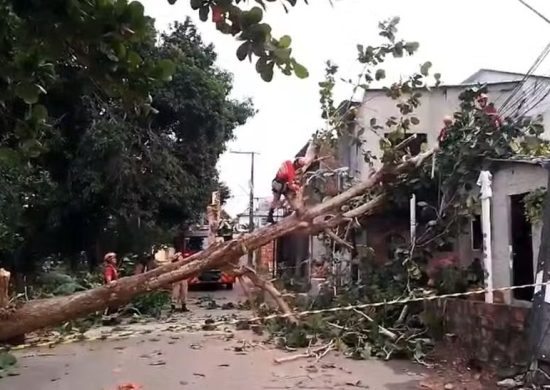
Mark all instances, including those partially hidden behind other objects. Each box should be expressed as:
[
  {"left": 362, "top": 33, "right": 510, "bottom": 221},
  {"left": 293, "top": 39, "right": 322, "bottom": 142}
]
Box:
[
  {"left": 361, "top": 68, "right": 550, "bottom": 96},
  {"left": 462, "top": 68, "right": 550, "bottom": 84},
  {"left": 486, "top": 157, "right": 550, "bottom": 167}
]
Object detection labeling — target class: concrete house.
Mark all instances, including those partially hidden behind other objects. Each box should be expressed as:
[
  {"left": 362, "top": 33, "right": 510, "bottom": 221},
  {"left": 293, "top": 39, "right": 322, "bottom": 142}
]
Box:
[
  {"left": 348, "top": 69, "right": 550, "bottom": 180},
  {"left": 297, "top": 69, "right": 550, "bottom": 292},
  {"left": 472, "top": 159, "right": 548, "bottom": 305}
]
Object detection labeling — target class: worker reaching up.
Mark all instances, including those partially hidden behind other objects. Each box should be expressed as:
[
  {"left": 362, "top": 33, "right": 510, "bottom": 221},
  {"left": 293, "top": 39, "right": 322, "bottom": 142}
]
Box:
[
  {"left": 476, "top": 93, "right": 502, "bottom": 128},
  {"left": 266, "top": 157, "right": 307, "bottom": 223}
]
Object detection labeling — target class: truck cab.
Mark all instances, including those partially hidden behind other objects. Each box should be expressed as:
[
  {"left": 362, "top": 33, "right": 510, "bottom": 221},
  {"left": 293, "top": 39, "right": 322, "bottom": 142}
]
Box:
[{"left": 184, "top": 228, "right": 235, "bottom": 289}]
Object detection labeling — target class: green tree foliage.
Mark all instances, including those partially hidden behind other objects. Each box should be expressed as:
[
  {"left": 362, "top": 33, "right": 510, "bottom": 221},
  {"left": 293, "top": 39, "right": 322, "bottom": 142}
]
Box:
[
  {"left": 217, "top": 181, "right": 232, "bottom": 205},
  {"left": 171, "top": 0, "right": 309, "bottom": 81},
  {"left": 0, "top": 7, "right": 254, "bottom": 273}
]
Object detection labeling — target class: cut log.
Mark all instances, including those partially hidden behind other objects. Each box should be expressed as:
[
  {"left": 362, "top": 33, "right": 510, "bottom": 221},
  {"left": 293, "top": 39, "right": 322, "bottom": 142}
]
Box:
[
  {"left": 0, "top": 268, "right": 10, "bottom": 308},
  {"left": 0, "top": 149, "right": 433, "bottom": 341}
]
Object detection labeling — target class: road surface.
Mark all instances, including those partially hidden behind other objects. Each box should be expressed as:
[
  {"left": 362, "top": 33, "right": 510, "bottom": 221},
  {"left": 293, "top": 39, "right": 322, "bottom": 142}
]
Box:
[{"left": 2, "top": 285, "right": 427, "bottom": 390}]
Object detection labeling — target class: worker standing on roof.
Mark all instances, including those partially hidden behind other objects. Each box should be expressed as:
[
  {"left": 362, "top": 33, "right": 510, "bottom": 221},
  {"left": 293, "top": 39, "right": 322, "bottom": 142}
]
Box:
[
  {"left": 266, "top": 157, "right": 307, "bottom": 224},
  {"left": 476, "top": 93, "right": 502, "bottom": 128},
  {"left": 437, "top": 116, "right": 454, "bottom": 144}
]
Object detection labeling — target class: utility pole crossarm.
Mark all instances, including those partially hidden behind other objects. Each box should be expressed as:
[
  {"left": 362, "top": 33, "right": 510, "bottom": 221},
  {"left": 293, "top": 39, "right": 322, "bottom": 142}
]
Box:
[{"left": 229, "top": 150, "right": 259, "bottom": 266}]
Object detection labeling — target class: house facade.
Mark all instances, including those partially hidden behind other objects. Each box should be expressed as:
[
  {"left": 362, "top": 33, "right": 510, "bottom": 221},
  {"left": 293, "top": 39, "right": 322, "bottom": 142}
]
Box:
[
  {"left": 477, "top": 160, "right": 548, "bottom": 305},
  {"left": 348, "top": 69, "right": 550, "bottom": 180},
  {"left": 297, "top": 69, "right": 550, "bottom": 293}
]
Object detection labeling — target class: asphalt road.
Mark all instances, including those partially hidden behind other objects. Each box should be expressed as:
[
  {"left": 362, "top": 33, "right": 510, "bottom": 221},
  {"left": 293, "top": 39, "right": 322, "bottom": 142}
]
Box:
[{"left": 2, "top": 285, "right": 427, "bottom": 390}]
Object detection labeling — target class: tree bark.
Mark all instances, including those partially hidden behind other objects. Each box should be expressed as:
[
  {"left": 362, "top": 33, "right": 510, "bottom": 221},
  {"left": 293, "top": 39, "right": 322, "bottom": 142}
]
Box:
[
  {"left": 0, "top": 268, "right": 10, "bottom": 309},
  {"left": 0, "top": 150, "right": 432, "bottom": 341}
]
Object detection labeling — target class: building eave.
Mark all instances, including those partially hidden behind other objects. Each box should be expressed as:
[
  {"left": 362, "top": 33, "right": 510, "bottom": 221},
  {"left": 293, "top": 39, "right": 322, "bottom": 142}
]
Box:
[{"left": 462, "top": 68, "right": 550, "bottom": 84}]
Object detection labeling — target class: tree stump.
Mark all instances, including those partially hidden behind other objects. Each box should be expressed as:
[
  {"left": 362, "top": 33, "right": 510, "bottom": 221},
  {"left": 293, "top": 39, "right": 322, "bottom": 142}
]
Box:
[
  {"left": 0, "top": 268, "right": 10, "bottom": 309},
  {"left": 0, "top": 268, "right": 25, "bottom": 345}
]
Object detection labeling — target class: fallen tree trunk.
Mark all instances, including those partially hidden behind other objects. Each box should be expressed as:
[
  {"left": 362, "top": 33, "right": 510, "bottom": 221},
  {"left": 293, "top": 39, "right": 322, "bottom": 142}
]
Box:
[
  {"left": 0, "top": 149, "right": 432, "bottom": 341},
  {"left": 0, "top": 268, "right": 10, "bottom": 309}
]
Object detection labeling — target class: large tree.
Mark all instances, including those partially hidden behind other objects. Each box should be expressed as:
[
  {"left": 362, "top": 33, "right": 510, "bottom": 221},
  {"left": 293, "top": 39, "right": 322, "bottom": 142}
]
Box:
[{"left": 0, "top": 4, "right": 253, "bottom": 273}]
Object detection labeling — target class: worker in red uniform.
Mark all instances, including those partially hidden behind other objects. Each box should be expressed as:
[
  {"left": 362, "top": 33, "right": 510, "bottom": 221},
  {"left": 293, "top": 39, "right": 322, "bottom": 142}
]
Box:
[
  {"left": 437, "top": 116, "right": 454, "bottom": 144},
  {"left": 476, "top": 93, "right": 502, "bottom": 128},
  {"left": 103, "top": 252, "right": 118, "bottom": 284},
  {"left": 102, "top": 252, "right": 120, "bottom": 321},
  {"left": 266, "top": 157, "right": 307, "bottom": 223}
]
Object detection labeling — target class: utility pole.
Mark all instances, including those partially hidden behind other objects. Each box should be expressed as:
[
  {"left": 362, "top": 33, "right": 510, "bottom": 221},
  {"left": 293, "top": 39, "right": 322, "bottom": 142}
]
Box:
[
  {"left": 529, "top": 162, "right": 550, "bottom": 384},
  {"left": 229, "top": 150, "right": 258, "bottom": 266},
  {"left": 512, "top": 3, "right": 550, "bottom": 383}
]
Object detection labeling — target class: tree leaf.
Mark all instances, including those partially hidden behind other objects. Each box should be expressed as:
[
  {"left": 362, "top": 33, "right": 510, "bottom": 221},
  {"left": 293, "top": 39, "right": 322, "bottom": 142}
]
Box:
[
  {"left": 375, "top": 69, "right": 386, "bottom": 81},
  {"left": 410, "top": 116, "right": 420, "bottom": 125},
  {"left": 236, "top": 42, "right": 250, "bottom": 61},
  {"left": 199, "top": 5, "right": 209, "bottom": 22},
  {"left": 32, "top": 104, "right": 48, "bottom": 123},
  {"left": 274, "top": 48, "right": 291, "bottom": 60},
  {"left": 260, "top": 62, "right": 274, "bottom": 82},
  {"left": 248, "top": 7, "right": 264, "bottom": 24},
  {"left": 127, "top": 51, "right": 142, "bottom": 68},
  {"left": 14, "top": 82, "right": 44, "bottom": 104},
  {"left": 21, "top": 139, "right": 44, "bottom": 158},
  {"left": 293, "top": 61, "right": 309, "bottom": 79},
  {"left": 156, "top": 59, "right": 176, "bottom": 81},
  {"left": 127, "top": 1, "right": 145, "bottom": 21},
  {"left": 279, "top": 35, "right": 292, "bottom": 49},
  {"left": 190, "top": 0, "right": 201, "bottom": 9},
  {"left": 420, "top": 61, "right": 432, "bottom": 76}
]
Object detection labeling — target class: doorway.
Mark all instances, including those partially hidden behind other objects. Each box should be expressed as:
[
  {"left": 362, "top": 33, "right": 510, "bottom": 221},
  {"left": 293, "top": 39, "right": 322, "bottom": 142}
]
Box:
[{"left": 510, "top": 194, "right": 534, "bottom": 301}]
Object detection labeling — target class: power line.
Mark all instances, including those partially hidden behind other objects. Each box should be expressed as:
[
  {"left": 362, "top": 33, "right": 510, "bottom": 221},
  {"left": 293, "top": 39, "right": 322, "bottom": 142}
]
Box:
[
  {"left": 518, "top": 0, "right": 550, "bottom": 25},
  {"left": 498, "top": 2, "right": 550, "bottom": 114},
  {"left": 500, "top": 43, "right": 550, "bottom": 113}
]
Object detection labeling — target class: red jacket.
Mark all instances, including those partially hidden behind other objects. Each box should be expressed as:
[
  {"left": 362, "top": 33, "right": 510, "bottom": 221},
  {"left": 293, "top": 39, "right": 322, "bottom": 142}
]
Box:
[
  {"left": 483, "top": 105, "right": 502, "bottom": 127},
  {"left": 275, "top": 160, "right": 297, "bottom": 183},
  {"left": 103, "top": 264, "right": 118, "bottom": 284}
]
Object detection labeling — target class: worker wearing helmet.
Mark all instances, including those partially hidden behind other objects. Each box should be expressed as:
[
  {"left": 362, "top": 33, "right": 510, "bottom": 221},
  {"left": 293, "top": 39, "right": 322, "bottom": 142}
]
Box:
[
  {"left": 103, "top": 252, "right": 118, "bottom": 284},
  {"left": 476, "top": 93, "right": 502, "bottom": 128},
  {"left": 437, "top": 116, "right": 454, "bottom": 144},
  {"left": 266, "top": 157, "right": 307, "bottom": 224}
]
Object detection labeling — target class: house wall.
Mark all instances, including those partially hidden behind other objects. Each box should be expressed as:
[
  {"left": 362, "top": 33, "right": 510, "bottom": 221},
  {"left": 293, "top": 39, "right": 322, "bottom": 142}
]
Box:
[
  {"left": 491, "top": 163, "right": 548, "bottom": 304},
  {"left": 424, "top": 298, "right": 529, "bottom": 369},
  {"left": 456, "top": 218, "right": 483, "bottom": 269},
  {"left": 351, "top": 80, "right": 550, "bottom": 180}
]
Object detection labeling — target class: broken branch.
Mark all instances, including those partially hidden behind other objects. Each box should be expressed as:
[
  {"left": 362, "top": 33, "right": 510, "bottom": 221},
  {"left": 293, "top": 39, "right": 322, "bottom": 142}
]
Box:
[{"left": 352, "top": 308, "right": 397, "bottom": 340}]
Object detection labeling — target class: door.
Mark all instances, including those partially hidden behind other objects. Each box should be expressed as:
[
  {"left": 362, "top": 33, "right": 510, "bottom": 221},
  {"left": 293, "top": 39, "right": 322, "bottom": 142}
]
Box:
[{"left": 510, "top": 194, "right": 534, "bottom": 301}]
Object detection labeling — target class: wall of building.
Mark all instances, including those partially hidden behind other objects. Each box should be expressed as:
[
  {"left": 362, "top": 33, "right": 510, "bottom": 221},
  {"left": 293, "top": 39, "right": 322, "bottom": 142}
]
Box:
[
  {"left": 491, "top": 163, "right": 548, "bottom": 304},
  {"left": 424, "top": 298, "right": 529, "bottom": 369},
  {"left": 456, "top": 218, "right": 484, "bottom": 269},
  {"left": 351, "top": 79, "right": 550, "bottom": 180}
]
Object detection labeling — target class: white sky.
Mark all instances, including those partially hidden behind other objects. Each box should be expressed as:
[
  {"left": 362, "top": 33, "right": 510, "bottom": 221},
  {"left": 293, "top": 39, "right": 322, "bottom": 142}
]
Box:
[{"left": 141, "top": 0, "right": 550, "bottom": 216}]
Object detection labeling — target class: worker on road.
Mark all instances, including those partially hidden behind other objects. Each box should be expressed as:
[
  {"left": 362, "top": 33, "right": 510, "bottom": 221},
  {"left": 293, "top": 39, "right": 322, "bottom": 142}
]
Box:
[
  {"left": 102, "top": 252, "right": 120, "bottom": 323},
  {"left": 266, "top": 157, "right": 307, "bottom": 223},
  {"left": 103, "top": 252, "right": 119, "bottom": 284},
  {"left": 170, "top": 250, "right": 192, "bottom": 312}
]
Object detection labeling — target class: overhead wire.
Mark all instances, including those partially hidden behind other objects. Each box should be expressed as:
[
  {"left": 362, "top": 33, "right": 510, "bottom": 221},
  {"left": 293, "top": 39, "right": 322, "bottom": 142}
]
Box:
[{"left": 498, "top": 1, "right": 550, "bottom": 116}]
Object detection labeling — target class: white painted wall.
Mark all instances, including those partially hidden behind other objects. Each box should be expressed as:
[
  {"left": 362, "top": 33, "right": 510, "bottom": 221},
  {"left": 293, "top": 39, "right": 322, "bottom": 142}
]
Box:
[
  {"left": 490, "top": 163, "right": 548, "bottom": 304},
  {"left": 350, "top": 73, "right": 550, "bottom": 180}
]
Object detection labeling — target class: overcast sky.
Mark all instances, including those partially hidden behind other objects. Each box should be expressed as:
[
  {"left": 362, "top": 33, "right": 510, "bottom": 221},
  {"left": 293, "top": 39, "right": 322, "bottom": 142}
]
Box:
[{"left": 141, "top": 0, "right": 550, "bottom": 216}]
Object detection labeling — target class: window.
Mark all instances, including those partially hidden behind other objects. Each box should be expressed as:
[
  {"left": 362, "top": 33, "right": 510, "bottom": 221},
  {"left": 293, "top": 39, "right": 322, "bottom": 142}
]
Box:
[
  {"left": 471, "top": 215, "right": 482, "bottom": 250},
  {"left": 384, "top": 133, "right": 428, "bottom": 156}
]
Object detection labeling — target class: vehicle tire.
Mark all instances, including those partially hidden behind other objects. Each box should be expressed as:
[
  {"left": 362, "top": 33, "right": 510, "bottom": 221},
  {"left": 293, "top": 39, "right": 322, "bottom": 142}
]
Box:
[{"left": 226, "top": 283, "right": 234, "bottom": 290}]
